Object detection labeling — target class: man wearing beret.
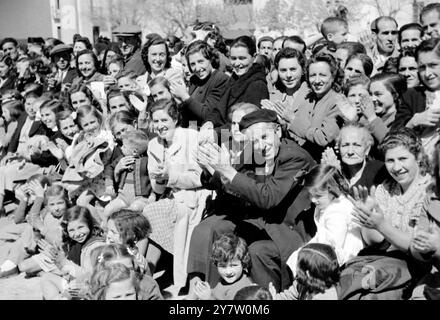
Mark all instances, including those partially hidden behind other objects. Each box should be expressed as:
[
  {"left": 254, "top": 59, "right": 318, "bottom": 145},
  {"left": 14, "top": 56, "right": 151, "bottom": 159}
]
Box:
[
  {"left": 47, "top": 44, "right": 78, "bottom": 94},
  {"left": 113, "top": 24, "right": 146, "bottom": 76},
  {"left": 187, "top": 109, "right": 316, "bottom": 293}
]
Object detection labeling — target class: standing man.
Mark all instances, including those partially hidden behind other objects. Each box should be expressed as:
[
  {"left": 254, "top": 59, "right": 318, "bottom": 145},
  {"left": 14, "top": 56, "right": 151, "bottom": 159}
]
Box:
[
  {"left": 370, "top": 16, "right": 399, "bottom": 75},
  {"left": 113, "top": 24, "right": 146, "bottom": 76}
]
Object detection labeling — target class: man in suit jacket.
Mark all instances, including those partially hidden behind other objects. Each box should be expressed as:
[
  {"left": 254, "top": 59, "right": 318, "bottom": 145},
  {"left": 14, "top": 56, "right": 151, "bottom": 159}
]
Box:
[
  {"left": 47, "top": 44, "right": 78, "bottom": 94},
  {"left": 187, "top": 109, "right": 316, "bottom": 292}
]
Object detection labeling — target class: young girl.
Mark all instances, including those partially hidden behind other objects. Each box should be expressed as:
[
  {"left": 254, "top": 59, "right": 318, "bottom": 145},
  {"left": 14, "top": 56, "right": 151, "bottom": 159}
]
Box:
[
  {"left": 62, "top": 105, "right": 114, "bottom": 209},
  {"left": 105, "top": 210, "right": 151, "bottom": 272},
  {"left": 40, "top": 206, "right": 105, "bottom": 300},
  {"left": 0, "top": 100, "right": 23, "bottom": 154},
  {"left": 148, "top": 76, "right": 173, "bottom": 102},
  {"left": 89, "top": 262, "right": 139, "bottom": 300},
  {"left": 271, "top": 243, "right": 340, "bottom": 300},
  {"left": 286, "top": 165, "right": 364, "bottom": 274},
  {"left": 0, "top": 183, "right": 67, "bottom": 278},
  {"left": 189, "top": 233, "right": 254, "bottom": 300},
  {"left": 103, "top": 131, "right": 153, "bottom": 219},
  {"left": 88, "top": 243, "right": 163, "bottom": 300}
]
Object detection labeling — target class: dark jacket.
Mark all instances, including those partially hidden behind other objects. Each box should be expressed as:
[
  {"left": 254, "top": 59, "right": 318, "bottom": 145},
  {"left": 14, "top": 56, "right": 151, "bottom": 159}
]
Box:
[
  {"left": 0, "top": 74, "right": 17, "bottom": 98},
  {"left": 8, "top": 114, "right": 48, "bottom": 154},
  {"left": 30, "top": 129, "right": 65, "bottom": 167},
  {"left": 206, "top": 63, "right": 269, "bottom": 127},
  {"left": 181, "top": 70, "right": 229, "bottom": 127},
  {"left": 350, "top": 159, "right": 388, "bottom": 189},
  {"left": 392, "top": 87, "right": 426, "bottom": 133},
  {"left": 123, "top": 49, "right": 146, "bottom": 76},
  {"left": 202, "top": 138, "right": 316, "bottom": 260},
  {"left": 105, "top": 146, "right": 152, "bottom": 197}
]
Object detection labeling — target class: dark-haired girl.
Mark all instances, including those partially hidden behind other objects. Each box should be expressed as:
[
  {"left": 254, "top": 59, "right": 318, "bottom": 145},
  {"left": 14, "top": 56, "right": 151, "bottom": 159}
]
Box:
[{"left": 170, "top": 40, "right": 229, "bottom": 127}]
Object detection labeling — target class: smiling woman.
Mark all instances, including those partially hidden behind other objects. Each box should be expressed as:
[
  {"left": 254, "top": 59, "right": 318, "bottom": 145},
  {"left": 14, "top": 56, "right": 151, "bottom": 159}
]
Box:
[{"left": 71, "top": 50, "right": 105, "bottom": 88}]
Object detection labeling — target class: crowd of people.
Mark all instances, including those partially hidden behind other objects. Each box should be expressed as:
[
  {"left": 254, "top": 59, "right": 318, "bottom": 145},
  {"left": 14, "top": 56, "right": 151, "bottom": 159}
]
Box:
[{"left": 0, "top": 2, "right": 440, "bottom": 300}]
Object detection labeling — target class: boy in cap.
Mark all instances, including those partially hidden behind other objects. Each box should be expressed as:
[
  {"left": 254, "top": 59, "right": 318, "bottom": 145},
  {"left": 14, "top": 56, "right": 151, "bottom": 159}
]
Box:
[{"left": 47, "top": 44, "right": 78, "bottom": 94}]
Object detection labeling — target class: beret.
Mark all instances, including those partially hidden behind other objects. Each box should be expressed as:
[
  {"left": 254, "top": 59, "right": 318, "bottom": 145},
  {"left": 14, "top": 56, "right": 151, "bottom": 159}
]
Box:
[
  {"left": 239, "top": 109, "right": 278, "bottom": 131},
  {"left": 113, "top": 24, "right": 142, "bottom": 36},
  {"left": 50, "top": 44, "right": 73, "bottom": 57}
]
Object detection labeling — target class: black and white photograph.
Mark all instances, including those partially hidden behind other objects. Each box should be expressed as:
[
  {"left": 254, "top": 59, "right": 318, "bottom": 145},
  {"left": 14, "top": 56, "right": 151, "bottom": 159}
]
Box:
[{"left": 0, "top": 0, "right": 439, "bottom": 304}]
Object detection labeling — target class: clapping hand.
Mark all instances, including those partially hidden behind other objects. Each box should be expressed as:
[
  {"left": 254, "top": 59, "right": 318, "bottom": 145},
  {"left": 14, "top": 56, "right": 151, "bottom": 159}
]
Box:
[
  {"left": 170, "top": 81, "right": 190, "bottom": 102},
  {"left": 349, "top": 186, "right": 384, "bottom": 229},
  {"left": 321, "top": 147, "right": 341, "bottom": 171},
  {"left": 150, "top": 164, "right": 169, "bottom": 183},
  {"left": 193, "top": 280, "right": 212, "bottom": 300},
  {"left": 261, "top": 99, "right": 289, "bottom": 122},
  {"left": 27, "top": 180, "right": 46, "bottom": 199},
  {"left": 359, "top": 94, "right": 376, "bottom": 121},
  {"left": 412, "top": 227, "right": 440, "bottom": 255},
  {"left": 197, "top": 142, "right": 232, "bottom": 175}
]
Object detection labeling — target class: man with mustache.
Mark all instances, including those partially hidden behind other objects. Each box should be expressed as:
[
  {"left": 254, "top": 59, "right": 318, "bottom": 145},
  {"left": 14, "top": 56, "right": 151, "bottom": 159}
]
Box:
[{"left": 370, "top": 16, "right": 399, "bottom": 75}]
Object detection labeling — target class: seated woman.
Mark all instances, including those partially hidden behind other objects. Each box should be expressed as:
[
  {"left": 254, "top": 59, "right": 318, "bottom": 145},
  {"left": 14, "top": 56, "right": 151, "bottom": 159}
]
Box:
[
  {"left": 351, "top": 128, "right": 432, "bottom": 252},
  {"left": 322, "top": 122, "right": 387, "bottom": 189},
  {"left": 285, "top": 52, "right": 345, "bottom": 160},
  {"left": 142, "top": 99, "right": 211, "bottom": 290},
  {"left": 170, "top": 40, "right": 229, "bottom": 128},
  {"left": 201, "top": 35, "right": 269, "bottom": 129},
  {"left": 71, "top": 50, "right": 105, "bottom": 89},
  {"left": 260, "top": 47, "right": 307, "bottom": 127},
  {"left": 339, "top": 128, "right": 433, "bottom": 299}
]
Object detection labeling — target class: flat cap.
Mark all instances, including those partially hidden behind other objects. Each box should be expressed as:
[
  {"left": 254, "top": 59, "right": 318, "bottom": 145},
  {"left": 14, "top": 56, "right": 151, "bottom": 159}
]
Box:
[
  {"left": 50, "top": 44, "right": 73, "bottom": 57},
  {"left": 239, "top": 109, "right": 278, "bottom": 131},
  {"left": 113, "top": 24, "right": 142, "bottom": 36}
]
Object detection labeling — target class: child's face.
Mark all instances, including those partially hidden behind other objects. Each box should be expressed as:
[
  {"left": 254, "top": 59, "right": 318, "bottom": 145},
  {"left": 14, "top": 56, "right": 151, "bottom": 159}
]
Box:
[
  {"left": 217, "top": 259, "right": 244, "bottom": 284},
  {"left": 105, "top": 277, "right": 137, "bottom": 300},
  {"left": 106, "top": 219, "right": 122, "bottom": 245},
  {"left": 25, "top": 97, "right": 37, "bottom": 118},
  {"left": 47, "top": 195, "right": 67, "bottom": 219},
  {"left": 2, "top": 107, "right": 11, "bottom": 122},
  {"left": 70, "top": 91, "right": 91, "bottom": 110},
  {"left": 40, "top": 108, "right": 57, "bottom": 129},
  {"left": 121, "top": 141, "right": 137, "bottom": 157},
  {"left": 112, "top": 122, "right": 135, "bottom": 141},
  {"left": 59, "top": 117, "right": 80, "bottom": 139},
  {"left": 117, "top": 76, "right": 135, "bottom": 91},
  {"left": 80, "top": 114, "right": 100, "bottom": 135},
  {"left": 369, "top": 80, "right": 395, "bottom": 115},
  {"left": 108, "top": 63, "right": 121, "bottom": 78},
  {"left": 309, "top": 189, "right": 334, "bottom": 212},
  {"left": 150, "top": 84, "right": 172, "bottom": 102},
  {"left": 67, "top": 220, "right": 91, "bottom": 244},
  {"left": 108, "top": 96, "right": 129, "bottom": 114},
  {"left": 330, "top": 26, "right": 348, "bottom": 45}
]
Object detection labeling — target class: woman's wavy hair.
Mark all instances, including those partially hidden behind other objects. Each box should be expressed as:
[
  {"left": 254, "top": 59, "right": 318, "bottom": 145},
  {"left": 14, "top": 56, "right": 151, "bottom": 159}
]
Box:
[
  {"left": 304, "top": 164, "right": 350, "bottom": 199},
  {"left": 2, "top": 100, "right": 25, "bottom": 121},
  {"left": 306, "top": 52, "right": 344, "bottom": 93},
  {"left": 211, "top": 233, "right": 251, "bottom": 271},
  {"left": 336, "top": 121, "right": 374, "bottom": 151},
  {"left": 296, "top": 243, "right": 340, "bottom": 299},
  {"left": 345, "top": 53, "right": 374, "bottom": 77},
  {"left": 68, "top": 84, "right": 102, "bottom": 111},
  {"left": 61, "top": 206, "right": 102, "bottom": 252},
  {"left": 230, "top": 36, "right": 256, "bottom": 57},
  {"left": 274, "top": 47, "right": 307, "bottom": 87},
  {"left": 379, "top": 127, "right": 431, "bottom": 176},
  {"left": 89, "top": 262, "right": 138, "bottom": 300},
  {"left": 149, "top": 98, "right": 181, "bottom": 125},
  {"left": 185, "top": 40, "right": 220, "bottom": 73},
  {"left": 75, "top": 49, "right": 101, "bottom": 77},
  {"left": 343, "top": 74, "right": 370, "bottom": 96},
  {"left": 141, "top": 37, "right": 171, "bottom": 74},
  {"left": 108, "top": 210, "right": 151, "bottom": 249},
  {"left": 369, "top": 73, "right": 407, "bottom": 109},
  {"left": 234, "top": 285, "right": 273, "bottom": 300}
]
